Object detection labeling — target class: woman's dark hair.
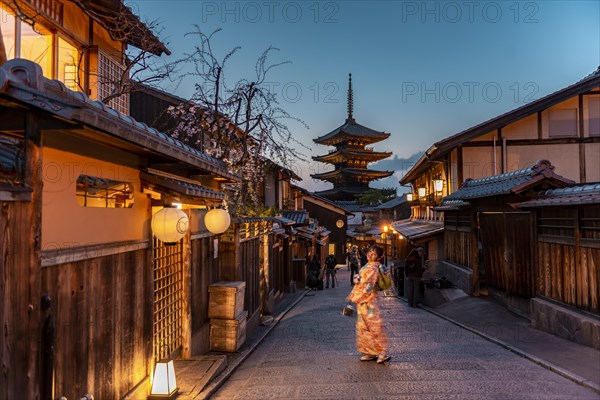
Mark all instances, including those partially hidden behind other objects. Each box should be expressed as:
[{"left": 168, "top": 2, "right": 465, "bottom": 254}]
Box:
[{"left": 369, "top": 245, "right": 384, "bottom": 260}]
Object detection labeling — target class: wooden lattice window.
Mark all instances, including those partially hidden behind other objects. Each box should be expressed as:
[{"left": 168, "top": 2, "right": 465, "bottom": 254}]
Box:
[
  {"left": 580, "top": 205, "right": 600, "bottom": 243},
  {"left": 76, "top": 175, "right": 134, "bottom": 208},
  {"left": 98, "top": 51, "right": 129, "bottom": 115},
  {"left": 0, "top": 133, "right": 25, "bottom": 187},
  {"left": 153, "top": 237, "right": 183, "bottom": 360},
  {"left": 537, "top": 208, "right": 575, "bottom": 242}
]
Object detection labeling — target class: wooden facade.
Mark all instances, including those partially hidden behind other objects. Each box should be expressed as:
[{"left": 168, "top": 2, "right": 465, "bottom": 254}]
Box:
[
  {"left": 518, "top": 201, "right": 600, "bottom": 315},
  {"left": 0, "top": 59, "right": 235, "bottom": 399}
]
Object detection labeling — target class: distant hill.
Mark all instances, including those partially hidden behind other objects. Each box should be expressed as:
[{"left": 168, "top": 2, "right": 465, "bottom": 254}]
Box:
[{"left": 369, "top": 152, "right": 423, "bottom": 192}]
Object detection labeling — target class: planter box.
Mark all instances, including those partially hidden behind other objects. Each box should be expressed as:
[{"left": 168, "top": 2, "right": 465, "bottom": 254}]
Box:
[
  {"left": 208, "top": 281, "right": 246, "bottom": 320},
  {"left": 210, "top": 311, "right": 248, "bottom": 352}
]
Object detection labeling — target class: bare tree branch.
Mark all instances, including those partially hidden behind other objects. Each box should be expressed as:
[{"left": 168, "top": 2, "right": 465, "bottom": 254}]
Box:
[{"left": 168, "top": 28, "right": 309, "bottom": 215}]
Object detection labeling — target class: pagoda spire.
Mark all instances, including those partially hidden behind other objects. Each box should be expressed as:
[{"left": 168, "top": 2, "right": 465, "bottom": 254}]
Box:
[{"left": 347, "top": 73, "right": 354, "bottom": 121}]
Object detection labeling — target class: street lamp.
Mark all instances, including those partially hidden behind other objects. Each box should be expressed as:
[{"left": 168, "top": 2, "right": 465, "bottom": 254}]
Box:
[{"left": 382, "top": 225, "right": 389, "bottom": 266}]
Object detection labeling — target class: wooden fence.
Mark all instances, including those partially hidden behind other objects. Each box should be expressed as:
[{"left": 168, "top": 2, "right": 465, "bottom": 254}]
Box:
[
  {"left": 40, "top": 244, "right": 152, "bottom": 400},
  {"left": 535, "top": 206, "right": 599, "bottom": 314}
]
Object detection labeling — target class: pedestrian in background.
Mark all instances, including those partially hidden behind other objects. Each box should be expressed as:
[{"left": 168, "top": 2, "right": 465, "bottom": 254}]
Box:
[
  {"left": 347, "top": 245, "right": 391, "bottom": 364},
  {"left": 348, "top": 245, "right": 360, "bottom": 285},
  {"left": 307, "top": 254, "right": 322, "bottom": 290},
  {"left": 405, "top": 247, "right": 427, "bottom": 307},
  {"left": 325, "top": 254, "right": 337, "bottom": 288}
]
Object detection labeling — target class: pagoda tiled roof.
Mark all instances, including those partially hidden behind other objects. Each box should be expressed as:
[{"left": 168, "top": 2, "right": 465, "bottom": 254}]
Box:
[
  {"left": 311, "top": 168, "right": 393, "bottom": 181},
  {"left": 313, "top": 187, "right": 371, "bottom": 198},
  {"left": 313, "top": 148, "right": 391, "bottom": 163},
  {"left": 314, "top": 118, "right": 390, "bottom": 146}
]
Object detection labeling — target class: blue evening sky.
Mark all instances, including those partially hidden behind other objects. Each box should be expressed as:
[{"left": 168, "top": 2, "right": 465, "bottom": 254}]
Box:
[{"left": 129, "top": 0, "right": 600, "bottom": 192}]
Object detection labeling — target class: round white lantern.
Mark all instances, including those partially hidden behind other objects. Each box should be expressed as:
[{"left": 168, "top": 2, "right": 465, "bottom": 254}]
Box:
[
  {"left": 204, "top": 208, "right": 231, "bottom": 234},
  {"left": 152, "top": 208, "right": 189, "bottom": 244}
]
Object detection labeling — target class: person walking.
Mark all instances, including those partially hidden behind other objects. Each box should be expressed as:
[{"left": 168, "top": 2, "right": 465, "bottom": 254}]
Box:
[
  {"left": 348, "top": 245, "right": 360, "bottom": 285},
  {"left": 347, "top": 245, "right": 391, "bottom": 364},
  {"left": 307, "top": 254, "right": 322, "bottom": 290},
  {"left": 405, "top": 247, "right": 427, "bottom": 307},
  {"left": 325, "top": 254, "right": 337, "bottom": 288}
]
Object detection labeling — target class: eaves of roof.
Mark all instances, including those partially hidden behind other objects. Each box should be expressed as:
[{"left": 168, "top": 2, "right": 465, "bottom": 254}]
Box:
[
  {"left": 0, "top": 60, "right": 239, "bottom": 183},
  {"left": 75, "top": 0, "right": 170, "bottom": 56},
  {"left": 401, "top": 66, "right": 600, "bottom": 184},
  {"left": 442, "top": 160, "right": 574, "bottom": 201}
]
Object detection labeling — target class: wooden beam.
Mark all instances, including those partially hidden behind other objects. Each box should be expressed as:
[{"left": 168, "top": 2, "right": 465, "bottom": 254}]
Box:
[
  {"left": 0, "top": 22, "right": 6, "bottom": 65},
  {"left": 579, "top": 94, "right": 586, "bottom": 183},
  {"left": 457, "top": 145, "right": 463, "bottom": 187},
  {"left": 537, "top": 111, "right": 543, "bottom": 140}
]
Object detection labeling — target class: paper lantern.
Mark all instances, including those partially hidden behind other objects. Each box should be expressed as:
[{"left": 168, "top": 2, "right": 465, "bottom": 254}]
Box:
[
  {"left": 152, "top": 208, "right": 189, "bottom": 244},
  {"left": 204, "top": 208, "right": 231, "bottom": 234},
  {"left": 150, "top": 359, "right": 178, "bottom": 399},
  {"left": 418, "top": 187, "right": 426, "bottom": 198},
  {"left": 433, "top": 179, "right": 444, "bottom": 192},
  {"left": 406, "top": 193, "right": 413, "bottom": 201}
]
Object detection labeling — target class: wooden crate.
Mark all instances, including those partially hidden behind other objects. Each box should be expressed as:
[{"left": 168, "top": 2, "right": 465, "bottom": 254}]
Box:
[
  {"left": 208, "top": 281, "right": 246, "bottom": 320},
  {"left": 209, "top": 311, "right": 248, "bottom": 352}
]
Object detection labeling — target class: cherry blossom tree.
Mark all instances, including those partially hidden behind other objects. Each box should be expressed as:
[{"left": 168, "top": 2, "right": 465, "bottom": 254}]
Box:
[{"left": 168, "top": 28, "right": 307, "bottom": 215}]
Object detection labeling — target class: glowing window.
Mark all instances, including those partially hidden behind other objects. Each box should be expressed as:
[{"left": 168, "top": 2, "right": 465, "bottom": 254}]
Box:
[
  {"left": 57, "top": 37, "right": 79, "bottom": 91},
  {"left": 76, "top": 175, "right": 134, "bottom": 208},
  {"left": 1, "top": 4, "right": 16, "bottom": 59},
  {"left": 19, "top": 22, "right": 53, "bottom": 77}
]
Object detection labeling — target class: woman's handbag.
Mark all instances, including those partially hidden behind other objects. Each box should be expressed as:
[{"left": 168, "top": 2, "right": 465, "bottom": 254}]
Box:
[{"left": 342, "top": 303, "right": 355, "bottom": 316}]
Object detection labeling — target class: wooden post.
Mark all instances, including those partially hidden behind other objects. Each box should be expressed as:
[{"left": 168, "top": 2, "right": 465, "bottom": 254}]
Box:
[
  {"left": 0, "top": 23, "right": 7, "bottom": 64},
  {"left": 181, "top": 220, "right": 192, "bottom": 358},
  {"left": 472, "top": 211, "right": 479, "bottom": 296}
]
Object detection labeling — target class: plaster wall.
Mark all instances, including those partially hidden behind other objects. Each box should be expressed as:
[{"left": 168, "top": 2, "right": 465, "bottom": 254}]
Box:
[
  {"left": 462, "top": 146, "right": 496, "bottom": 180},
  {"left": 41, "top": 147, "right": 151, "bottom": 249},
  {"left": 584, "top": 143, "right": 600, "bottom": 182},
  {"left": 506, "top": 144, "right": 580, "bottom": 182},
  {"left": 502, "top": 114, "right": 538, "bottom": 139}
]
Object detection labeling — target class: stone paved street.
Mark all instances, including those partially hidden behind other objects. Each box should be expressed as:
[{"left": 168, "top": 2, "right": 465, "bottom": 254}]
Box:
[{"left": 212, "top": 269, "right": 599, "bottom": 400}]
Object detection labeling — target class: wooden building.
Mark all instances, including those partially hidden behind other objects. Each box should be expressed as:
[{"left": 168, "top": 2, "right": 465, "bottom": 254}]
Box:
[
  {"left": 0, "top": 59, "right": 237, "bottom": 399},
  {"left": 1, "top": 0, "right": 169, "bottom": 114},
  {"left": 399, "top": 67, "right": 600, "bottom": 282},
  {"left": 436, "top": 160, "right": 573, "bottom": 304},
  {"left": 292, "top": 185, "right": 352, "bottom": 262},
  {"left": 311, "top": 74, "right": 393, "bottom": 201},
  {"left": 514, "top": 183, "right": 600, "bottom": 349}
]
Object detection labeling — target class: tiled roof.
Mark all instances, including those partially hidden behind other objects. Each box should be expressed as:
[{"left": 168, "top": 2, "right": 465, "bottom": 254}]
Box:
[
  {"left": 281, "top": 210, "right": 309, "bottom": 225},
  {"left": 314, "top": 118, "right": 390, "bottom": 145},
  {"left": 515, "top": 182, "right": 600, "bottom": 208},
  {"left": 392, "top": 219, "right": 444, "bottom": 241},
  {"left": 141, "top": 171, "right": 225, "bottom": 200},
  {"left": 441, "top": 160, "right": 573, "bottom": 202},
  {"left": 0, "top": 60, "right": 238, "bottom": 182},
  {"left": 312, "top": 168, "right": 393, "bottom": 180},
  {"left": 375, "top": 195, "right": 407, "bottom": 210},
  {"left": 333, "top": 201, "right": 378, "bottom": 213}
]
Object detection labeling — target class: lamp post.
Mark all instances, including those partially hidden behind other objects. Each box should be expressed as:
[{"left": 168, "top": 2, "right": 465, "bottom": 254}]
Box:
[{"left": 382, "top": 225, "right": 389, "bottom": 267}]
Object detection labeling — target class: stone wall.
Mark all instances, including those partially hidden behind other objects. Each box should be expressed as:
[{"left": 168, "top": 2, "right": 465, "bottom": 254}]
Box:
[
  {"left": 439, "top": 261, "right": 473, "bottom": 295},
  {"left": 531, "top": 297, "right": 600, "bottom": 350}
]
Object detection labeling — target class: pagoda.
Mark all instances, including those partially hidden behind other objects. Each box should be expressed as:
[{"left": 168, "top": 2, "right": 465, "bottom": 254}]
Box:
[{"left": 311, "top": 74, "right": 393, "bottom": 201}]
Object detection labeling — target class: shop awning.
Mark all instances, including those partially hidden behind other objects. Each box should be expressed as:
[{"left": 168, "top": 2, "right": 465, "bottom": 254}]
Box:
[{"left": 392, "top": 219, "right": 444, "bottom": 241}]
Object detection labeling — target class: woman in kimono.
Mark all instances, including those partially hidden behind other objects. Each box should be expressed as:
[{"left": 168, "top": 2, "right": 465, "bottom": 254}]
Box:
[{"left": 347, "top": 245, "right": 391, "bottom": 364}]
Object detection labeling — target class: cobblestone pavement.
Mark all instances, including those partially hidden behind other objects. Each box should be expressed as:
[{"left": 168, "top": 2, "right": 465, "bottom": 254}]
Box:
[{"left": 211, "top": 269, "right": 599, "bottom": 399}]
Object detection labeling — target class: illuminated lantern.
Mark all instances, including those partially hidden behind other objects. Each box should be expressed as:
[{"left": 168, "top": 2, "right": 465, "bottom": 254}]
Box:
[
  {"left": 418, "top": 187, "right": 426, "bottom": 198},
  {"left": 433, "top": 179, "right": 444, "bottom": 192},
  {"left": 204, "top": 208, "right": 231, "bottom": 234},
  {"left": 152, "top": 208, "right": 189, "bottom": 244},
  {"left": 150, "top": 359, "right": 178, "bottom": 399},
  {"left": 406, "top": 193, "right": 413, "bottom": 201}
]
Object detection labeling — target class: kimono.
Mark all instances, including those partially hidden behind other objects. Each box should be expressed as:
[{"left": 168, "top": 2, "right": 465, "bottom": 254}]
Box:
[{"left": 348, "top": 262, "right": 388, "bottom": 356}]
